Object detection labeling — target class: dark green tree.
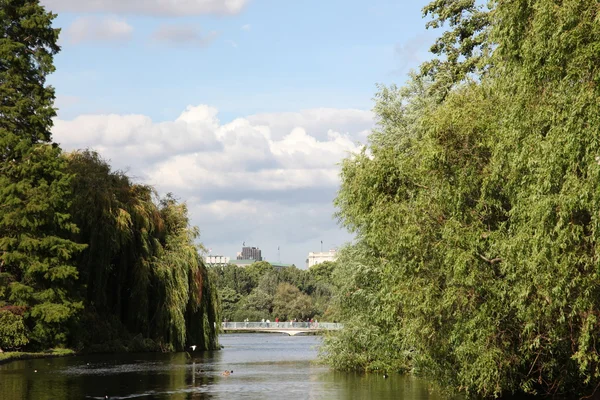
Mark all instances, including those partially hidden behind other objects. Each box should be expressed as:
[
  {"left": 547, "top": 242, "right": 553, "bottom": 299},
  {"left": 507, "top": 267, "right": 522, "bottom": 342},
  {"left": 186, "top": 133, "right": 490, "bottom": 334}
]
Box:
[
  {"left": 65, "top": 151, "right": 219, "bottom": 352},
  {"left": 0, "top": 0, "right": 85, "bottom": 348}
]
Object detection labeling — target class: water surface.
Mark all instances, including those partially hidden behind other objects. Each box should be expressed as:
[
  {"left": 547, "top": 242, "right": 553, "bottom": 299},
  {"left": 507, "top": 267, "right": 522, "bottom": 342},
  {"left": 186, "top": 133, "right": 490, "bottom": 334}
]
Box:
[{"left": 0, "top": 334, "right": 447, "bottom": 399}]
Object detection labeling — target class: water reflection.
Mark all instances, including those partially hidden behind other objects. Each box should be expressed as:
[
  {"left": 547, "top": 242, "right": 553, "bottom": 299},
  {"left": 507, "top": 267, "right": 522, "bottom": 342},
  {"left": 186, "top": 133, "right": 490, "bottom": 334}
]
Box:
[{"left": 0, "top": 334, "right": 450, "bottom": 399}]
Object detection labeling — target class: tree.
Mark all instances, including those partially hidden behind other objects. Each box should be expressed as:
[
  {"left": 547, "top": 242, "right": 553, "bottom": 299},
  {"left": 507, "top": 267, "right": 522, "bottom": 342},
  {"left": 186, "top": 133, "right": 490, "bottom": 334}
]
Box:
[
  {"left": 65, "top": 151, "right": 219, "bottom": 352},
  {"left": 256, "top": 271, "right": 279, "bottom": 296},
  {"left": 215, "top": 264, "right": 253, "bottom": 295},
  {"left": 0, "top": 309, "right": 28, "bottom": 352},
  {"left": 273, "top": 283, "right": 313, "bottom": 321},
  {"left": 326, "top": 0, "right": 600, "bottom": 396},
  {"left": 218, "top": 287, "right": 240, "bottom": 321},
  {"left": 245, "top": 261, "right": 274, "bottom": 286},
  {"left": 277, "top": 265, "right": 308, "bottom": 291},
  {"left": 244, "top": 289, "right": 273, "bottom": 315},
  {"left": 420, "top": 0, "right": 492, "bottom": 99},
  {"left": 308, "top": 261, "right": 336, "bottom": 284},
  {"left": 0, "top": 0, "right": 86, "bottom": 348}
]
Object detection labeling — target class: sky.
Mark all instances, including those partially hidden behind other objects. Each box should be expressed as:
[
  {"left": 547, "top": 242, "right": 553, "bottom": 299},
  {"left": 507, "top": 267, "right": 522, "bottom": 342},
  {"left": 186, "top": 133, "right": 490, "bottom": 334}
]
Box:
[{"left": 43, "top": 0, "right": 439, "bottom": 268}]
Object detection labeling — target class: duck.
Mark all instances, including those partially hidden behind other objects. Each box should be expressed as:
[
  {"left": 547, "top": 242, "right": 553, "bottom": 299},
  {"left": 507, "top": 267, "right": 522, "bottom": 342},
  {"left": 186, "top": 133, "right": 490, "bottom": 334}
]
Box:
[{"left": 221, "top": 370, "right": 233, "bottom": 376}]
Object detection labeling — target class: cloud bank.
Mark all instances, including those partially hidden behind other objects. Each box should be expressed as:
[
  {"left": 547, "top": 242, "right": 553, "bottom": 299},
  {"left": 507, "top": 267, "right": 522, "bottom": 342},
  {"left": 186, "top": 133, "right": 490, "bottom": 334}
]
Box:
[
  {"left": 52, "top": 105, "right": 374, "bottom": 267},
  {"left": 42, "top": 0, "right": 248, "bottom": 16},
  {"left": 66, "top": 16, "right": 133, "bottom": 44}
]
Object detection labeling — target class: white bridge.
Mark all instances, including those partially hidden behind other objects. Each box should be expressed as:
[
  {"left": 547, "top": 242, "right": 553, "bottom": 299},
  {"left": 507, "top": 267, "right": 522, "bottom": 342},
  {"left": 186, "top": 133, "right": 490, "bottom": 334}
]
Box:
[{"left": 221, "top": 321, "right": 343, "bottom": 336}]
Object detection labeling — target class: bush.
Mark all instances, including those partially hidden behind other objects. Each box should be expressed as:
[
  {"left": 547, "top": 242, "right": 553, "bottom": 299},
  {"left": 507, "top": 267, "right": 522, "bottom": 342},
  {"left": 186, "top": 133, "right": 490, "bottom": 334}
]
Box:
[{"left": 0, "top": 310, "right": 29, "bottom": 351}]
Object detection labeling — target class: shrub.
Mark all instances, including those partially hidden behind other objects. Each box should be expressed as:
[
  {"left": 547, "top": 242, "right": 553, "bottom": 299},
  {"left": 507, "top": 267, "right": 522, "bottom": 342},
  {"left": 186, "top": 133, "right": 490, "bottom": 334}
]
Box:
[{"left": 0, "top": 310, "right": 29, "bottom": 351}]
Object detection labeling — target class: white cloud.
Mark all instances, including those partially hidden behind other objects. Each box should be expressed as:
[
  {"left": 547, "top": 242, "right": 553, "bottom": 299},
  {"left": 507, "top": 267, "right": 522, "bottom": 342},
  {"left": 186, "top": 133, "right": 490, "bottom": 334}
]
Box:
[
  {"left": 246, "top": 108, "right": 373, "bottom": 141},
  {"left": 52, "top": 105, "right": 373, "bottom": 267},
  {"left": 152, "top": 25, "right": 218, "bottom": 47},
  {"left": 42, "top": 0, "right": 248, "bottom": 16},
  {"left": 241, "top": 24, "right": 251, "bottom": 31},
  {"left": 66, "top": 16, "right": 133, "bottom": 44}
]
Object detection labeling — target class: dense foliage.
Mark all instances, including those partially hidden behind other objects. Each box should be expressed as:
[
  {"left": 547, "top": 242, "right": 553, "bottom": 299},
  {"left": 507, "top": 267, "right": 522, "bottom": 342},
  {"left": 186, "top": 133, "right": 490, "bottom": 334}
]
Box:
[
  {"left": 65, "top": 151, "right": 219, "bottom": 352},
  {"left": 214, "top": 261, "right": 337, "bottom": 322},
  {"left": 0, "top": 0, "right": 85, "bottom": 350},
  {"left": 323, "top": 0, "right": 600, "bottom": 397},
  {"left": 0, "top": 0, "right": 218, "bottom": 353}
]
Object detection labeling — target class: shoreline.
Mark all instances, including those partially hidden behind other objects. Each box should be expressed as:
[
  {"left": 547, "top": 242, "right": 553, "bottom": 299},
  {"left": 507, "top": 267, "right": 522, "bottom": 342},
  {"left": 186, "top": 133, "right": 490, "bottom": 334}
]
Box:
[{"left": 0, "top": 349, "right": 76, "bottom": 365}]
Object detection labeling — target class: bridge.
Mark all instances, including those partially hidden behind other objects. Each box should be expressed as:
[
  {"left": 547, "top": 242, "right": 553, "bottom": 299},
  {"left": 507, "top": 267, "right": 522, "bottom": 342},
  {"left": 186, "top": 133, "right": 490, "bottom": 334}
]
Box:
[{"left": 221, "top": 321, "right": 343, "bottom": 336}]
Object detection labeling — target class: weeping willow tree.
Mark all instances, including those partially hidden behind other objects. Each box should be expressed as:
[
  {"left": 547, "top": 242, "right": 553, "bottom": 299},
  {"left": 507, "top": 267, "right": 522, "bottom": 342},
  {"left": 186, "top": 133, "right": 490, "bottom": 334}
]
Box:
[
  {"left": 324, "top": 0, "right": 600, "bottom": 397},
  {"left": 65, "top": 150, "right": 218, "bottom": 352}
]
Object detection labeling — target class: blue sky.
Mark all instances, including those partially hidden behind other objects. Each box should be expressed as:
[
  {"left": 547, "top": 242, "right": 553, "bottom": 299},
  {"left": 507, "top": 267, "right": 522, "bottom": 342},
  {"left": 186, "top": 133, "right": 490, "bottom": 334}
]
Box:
[{"left": 44, "top": 0, "right": 439, "bottom": 268}]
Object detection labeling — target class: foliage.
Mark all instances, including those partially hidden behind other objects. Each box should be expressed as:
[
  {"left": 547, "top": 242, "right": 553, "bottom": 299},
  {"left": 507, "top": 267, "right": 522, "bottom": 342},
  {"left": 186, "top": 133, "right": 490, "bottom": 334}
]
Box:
[
  {"left": 273, "top": 283, "right": 313, "bottom": 321},
  {"left": 245, "top": 261, "right": 275, "bottom": 286},
  {"left": 213, "top": 262, "right": 336, "bottom": 321},
  {"left": 420, "top": 0, "right": 492, "bottom": 99},
  {"left": 0, "top": 310, "right": 29, "bottom": 351},
  {"left": 219, "top": 287, "right": 241, "bottom": 319},
  {"left": 324, "top": 0, "right": 600, "bottom": 397},
  {"left": 243, "top": 289, "right": 273, "bottom": 315},
  {"left": 65, "top": 151, "right": 219, "bottom": 352},
  {"left": 217, "top": 264, "right": 253, "bottom": 295},
  {"left": 308, "top": 261, "right": 336, "bottom": 283},
  {"left": 0, "top": 0, "right": 86, "bottom": 349}
]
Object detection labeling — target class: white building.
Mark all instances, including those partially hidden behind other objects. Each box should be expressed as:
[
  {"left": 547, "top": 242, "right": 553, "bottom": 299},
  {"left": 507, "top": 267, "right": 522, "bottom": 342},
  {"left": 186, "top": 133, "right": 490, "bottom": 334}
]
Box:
[
  {"left": 306, "top": 249, "right": 338, "bottom": 268},
  {"left": 205, "top": 255, "right": 230, "bottom": 267}
]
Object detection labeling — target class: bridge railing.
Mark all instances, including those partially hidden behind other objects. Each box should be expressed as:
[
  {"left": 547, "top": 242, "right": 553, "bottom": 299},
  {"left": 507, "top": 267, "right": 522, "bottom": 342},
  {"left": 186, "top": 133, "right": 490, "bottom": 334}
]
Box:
[{"left": 221, "top": 321, "right": 343, "bottom": 330}]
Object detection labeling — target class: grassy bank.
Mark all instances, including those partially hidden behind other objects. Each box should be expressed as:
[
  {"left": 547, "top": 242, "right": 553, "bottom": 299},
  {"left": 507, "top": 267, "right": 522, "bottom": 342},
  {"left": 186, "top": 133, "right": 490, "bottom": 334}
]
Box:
[{"left": 0, "top": 348, "right": 75, "bottom": 365}]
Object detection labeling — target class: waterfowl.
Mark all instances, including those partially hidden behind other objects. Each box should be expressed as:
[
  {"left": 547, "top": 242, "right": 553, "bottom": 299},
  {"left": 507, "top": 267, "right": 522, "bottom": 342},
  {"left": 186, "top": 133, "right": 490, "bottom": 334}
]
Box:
[{"left": 221, "top": 370, "right": 233, "bottom": 376}]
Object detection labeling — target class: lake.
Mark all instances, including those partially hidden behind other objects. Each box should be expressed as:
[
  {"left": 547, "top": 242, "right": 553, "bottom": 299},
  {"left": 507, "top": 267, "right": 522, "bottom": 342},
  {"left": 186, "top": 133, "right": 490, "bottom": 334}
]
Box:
[{"left": 0, "top": 333, "right": 448, "bottom": 399}]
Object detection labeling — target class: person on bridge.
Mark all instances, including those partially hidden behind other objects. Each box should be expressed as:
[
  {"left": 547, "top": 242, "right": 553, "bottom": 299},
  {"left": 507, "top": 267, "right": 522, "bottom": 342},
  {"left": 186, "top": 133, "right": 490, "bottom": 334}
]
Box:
[
  {"left": 266, "top": 319, "right": 270, "bottom": 328},
  {"left": 275, "top": 317, "right": 279, "bottom": 327}
]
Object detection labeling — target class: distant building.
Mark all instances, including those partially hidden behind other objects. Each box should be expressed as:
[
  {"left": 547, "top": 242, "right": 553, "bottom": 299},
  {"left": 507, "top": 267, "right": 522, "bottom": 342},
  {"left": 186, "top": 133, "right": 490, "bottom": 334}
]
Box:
[
  {"left": 306, "top": 249, "right": 338, "bottom": 268},
  {"left": 236, "top": 246, "right": 262, "bottom": 261},
  {"left": 205, "top": 255, "right": 230, "bottom": 267}
]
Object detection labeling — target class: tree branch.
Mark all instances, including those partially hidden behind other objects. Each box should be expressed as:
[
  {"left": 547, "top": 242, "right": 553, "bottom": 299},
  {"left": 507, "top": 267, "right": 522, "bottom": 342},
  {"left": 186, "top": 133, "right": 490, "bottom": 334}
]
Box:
[{"left": 478, "top": 254, "right": 502, "bottom": 264}]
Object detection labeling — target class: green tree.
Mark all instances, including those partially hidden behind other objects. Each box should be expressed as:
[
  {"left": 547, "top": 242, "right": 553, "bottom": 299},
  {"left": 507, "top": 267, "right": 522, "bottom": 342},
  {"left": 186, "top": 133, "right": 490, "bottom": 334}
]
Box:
[
  {"left": 218, "top": 287, "right": 241, "bottom": 321},
  {"left": 256, "top": 270, "right": 279, "bottom": 296},
  {"left": 325, "top": 0, "right": 600, "bottom": 397},
  {"left": 65, "top": 151, "right": 219, "bottom": 352},
  {"left": 244, "top": 289, "right": 273, "bottom": 315},
  {"left": 277, "top": 265, "right": 308, "bottom": 291},
  {"left": 0, "top": 309, "right": 29, "bottom": 351},
  {"left": 308, "top": 261, "right": 336, "bottom": 284},
  {"left": 0, "top": 0, "right": 86, "bottom": 348},
  {"left": 420, "top": 0, "right": 492, "bottom": 99},
  {"left": 273, "top": 282, "right": 313, "bottom": 321},
  {"left": 245, "top": 261, "right": 274, "bottom": 286},
  {"left": 215, "top": 264, "right": 253, "bottom": 295}
]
